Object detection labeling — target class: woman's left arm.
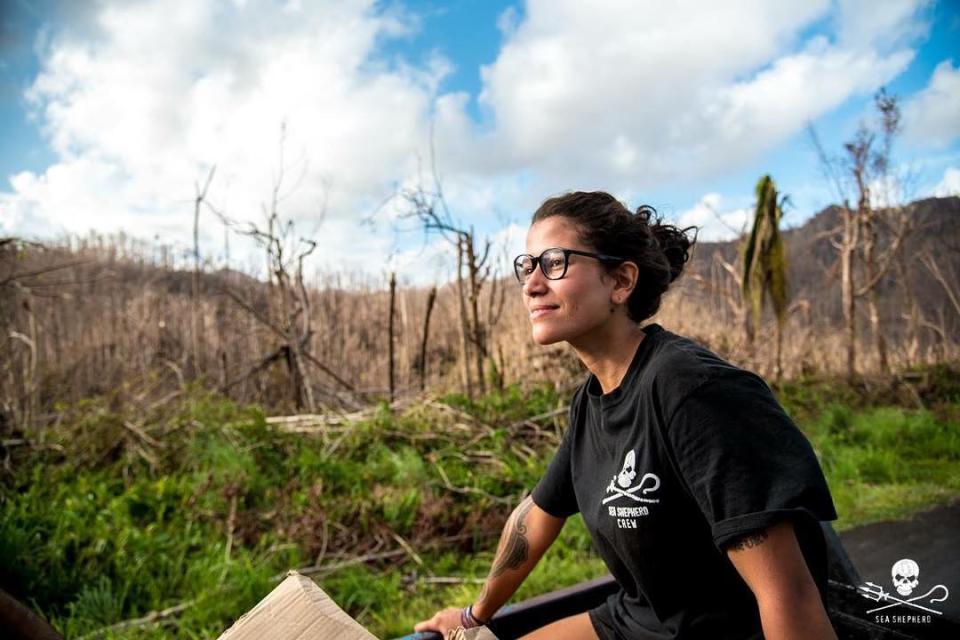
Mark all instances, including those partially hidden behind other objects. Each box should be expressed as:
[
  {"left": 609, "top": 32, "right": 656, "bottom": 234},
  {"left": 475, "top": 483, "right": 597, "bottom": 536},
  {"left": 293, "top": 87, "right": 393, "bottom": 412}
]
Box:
[{"left": 725, "top": 519, "right": 838, "bottom": 640}]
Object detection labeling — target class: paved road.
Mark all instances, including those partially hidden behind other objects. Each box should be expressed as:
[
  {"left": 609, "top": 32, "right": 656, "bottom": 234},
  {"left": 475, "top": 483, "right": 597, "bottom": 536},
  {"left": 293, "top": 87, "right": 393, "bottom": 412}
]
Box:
[{"left": 839, "top": 500, "right": 960, "bottom": 620}]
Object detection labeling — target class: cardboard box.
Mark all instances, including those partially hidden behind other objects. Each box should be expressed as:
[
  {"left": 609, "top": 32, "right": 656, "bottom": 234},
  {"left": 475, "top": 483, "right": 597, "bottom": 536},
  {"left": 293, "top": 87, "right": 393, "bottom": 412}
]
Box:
[
  {"left": 216, "top": 571, "right": 376, "bottom": 640},
  {"left": 215, "top": 571, "right": 497, "bottom": 640}
]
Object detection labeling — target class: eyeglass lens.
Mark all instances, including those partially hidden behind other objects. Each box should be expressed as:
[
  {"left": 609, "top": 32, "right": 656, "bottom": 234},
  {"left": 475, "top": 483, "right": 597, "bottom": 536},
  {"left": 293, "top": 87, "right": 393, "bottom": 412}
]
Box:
[{"left": 514, "top": 248, "right": 566, "bottom": 283}]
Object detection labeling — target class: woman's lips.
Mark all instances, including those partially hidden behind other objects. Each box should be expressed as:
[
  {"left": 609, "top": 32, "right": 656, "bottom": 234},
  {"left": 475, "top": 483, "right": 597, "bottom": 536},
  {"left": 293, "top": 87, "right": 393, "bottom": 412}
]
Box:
[{"left": 529, "top": 305, "right": 558, "bottom": 319}]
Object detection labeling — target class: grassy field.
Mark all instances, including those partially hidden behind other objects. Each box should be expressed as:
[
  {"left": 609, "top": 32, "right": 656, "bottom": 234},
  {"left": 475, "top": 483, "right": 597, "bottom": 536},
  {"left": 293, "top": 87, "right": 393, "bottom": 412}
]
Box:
[{"left": 1, "top": 366, "right": 958, "bottom": 639}]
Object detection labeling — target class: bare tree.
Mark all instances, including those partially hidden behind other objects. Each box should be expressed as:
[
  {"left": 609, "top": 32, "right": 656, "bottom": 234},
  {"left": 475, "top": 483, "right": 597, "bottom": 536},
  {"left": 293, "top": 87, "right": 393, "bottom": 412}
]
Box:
[
  {"left": 209, "top": 132, "right": 357, "bottom": 410},
  {"left": 810, "top": 90, "right": 912, "bottom": 379},
  {"left": 397, "top": 147, "right": 507, "bottom": 398}
]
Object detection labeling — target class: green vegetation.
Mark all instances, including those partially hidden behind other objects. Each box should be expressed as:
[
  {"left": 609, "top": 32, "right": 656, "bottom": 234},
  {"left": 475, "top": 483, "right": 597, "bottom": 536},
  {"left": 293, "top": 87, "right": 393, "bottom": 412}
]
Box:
[{"left": 1, "top": 369, "right": 958, "bottom": 639}]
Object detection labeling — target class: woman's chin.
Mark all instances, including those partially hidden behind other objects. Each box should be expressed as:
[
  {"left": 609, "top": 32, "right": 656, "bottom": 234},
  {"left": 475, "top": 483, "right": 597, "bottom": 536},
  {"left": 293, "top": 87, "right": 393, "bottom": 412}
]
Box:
[{"left": 531, "top": 325, "right": 564, "bottom": 346}]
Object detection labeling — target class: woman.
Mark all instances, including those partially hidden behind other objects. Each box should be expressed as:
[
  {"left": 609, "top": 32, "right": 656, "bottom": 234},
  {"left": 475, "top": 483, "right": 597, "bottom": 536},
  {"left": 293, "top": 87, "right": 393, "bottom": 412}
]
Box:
[{"left": 415, "top": 191, "right": 838, "bottom": 639}]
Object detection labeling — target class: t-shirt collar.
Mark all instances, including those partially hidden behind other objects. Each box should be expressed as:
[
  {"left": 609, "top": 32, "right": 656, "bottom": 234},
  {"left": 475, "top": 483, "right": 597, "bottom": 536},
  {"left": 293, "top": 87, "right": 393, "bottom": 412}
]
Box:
[{"left": 586, "top": 323, "right": 662, "bottom": 408}]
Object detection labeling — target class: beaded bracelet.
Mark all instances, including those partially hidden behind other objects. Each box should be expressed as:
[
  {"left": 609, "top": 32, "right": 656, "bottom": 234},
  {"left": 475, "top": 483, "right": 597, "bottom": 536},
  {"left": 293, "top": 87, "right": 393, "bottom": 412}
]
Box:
[{"left": 460, "top": 603, "right": 489, "bottom": 628}]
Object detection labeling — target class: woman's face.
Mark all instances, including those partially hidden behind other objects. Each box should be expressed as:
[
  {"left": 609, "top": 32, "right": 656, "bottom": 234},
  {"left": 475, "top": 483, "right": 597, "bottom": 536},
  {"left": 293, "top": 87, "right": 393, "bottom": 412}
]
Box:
[{"left": 523, "top": 216, "right": 617, "bottom": 346}]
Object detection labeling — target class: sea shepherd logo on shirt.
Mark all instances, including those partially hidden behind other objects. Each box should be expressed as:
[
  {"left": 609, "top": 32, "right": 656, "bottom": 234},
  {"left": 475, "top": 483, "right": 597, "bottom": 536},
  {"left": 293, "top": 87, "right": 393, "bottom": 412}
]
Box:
[{"left": 604, "top": 450, "right": 660, "bottom": 529}]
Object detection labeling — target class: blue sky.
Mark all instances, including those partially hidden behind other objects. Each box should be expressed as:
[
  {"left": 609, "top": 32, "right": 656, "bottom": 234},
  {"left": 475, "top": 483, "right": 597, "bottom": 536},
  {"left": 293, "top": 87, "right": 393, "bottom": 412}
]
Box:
[{"left": 1, "top": 0, "right": 958, "bottom": 284}]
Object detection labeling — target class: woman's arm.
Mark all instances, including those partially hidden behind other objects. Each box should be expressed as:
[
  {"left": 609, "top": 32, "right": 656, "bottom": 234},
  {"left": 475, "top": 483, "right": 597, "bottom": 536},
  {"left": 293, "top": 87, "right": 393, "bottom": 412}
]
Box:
[
  {"left": 414, "top": 496, "right": 566, "bottom": 635},
  {"left": 725, "top": 519, "right": 838, "bottom": 640}
]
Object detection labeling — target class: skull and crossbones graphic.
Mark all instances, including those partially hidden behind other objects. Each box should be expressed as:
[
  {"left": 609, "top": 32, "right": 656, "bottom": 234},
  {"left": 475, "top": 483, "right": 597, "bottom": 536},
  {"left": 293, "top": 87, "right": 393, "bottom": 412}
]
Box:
[
  {"left": 602, "top": 450, "right": 661, "bottom": 505},
  {"left": 858, "top": 558, "right": 950, "bottom": 615}
]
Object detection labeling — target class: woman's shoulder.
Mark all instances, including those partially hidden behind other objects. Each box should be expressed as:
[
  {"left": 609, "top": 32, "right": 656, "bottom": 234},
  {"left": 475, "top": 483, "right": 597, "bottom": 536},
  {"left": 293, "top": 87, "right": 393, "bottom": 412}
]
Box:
[
  {"left": 645, "top": 328, "right": 739, "bottom": 380},
  {"left": 641, "top": 328, "right": 756, "bottom": 406}
]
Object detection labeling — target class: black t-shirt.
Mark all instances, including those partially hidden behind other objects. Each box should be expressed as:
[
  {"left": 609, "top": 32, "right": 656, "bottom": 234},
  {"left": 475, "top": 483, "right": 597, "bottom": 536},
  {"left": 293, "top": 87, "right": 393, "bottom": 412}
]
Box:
[{"left": 532, "top": 324, "right": 837, "bottom": 640}]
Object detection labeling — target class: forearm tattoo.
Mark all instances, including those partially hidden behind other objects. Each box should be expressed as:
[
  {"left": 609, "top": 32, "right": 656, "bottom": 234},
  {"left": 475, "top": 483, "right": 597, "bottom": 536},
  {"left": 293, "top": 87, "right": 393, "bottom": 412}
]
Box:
[
  {"left": 728, "top": 528, "right": 768, "bottom": 551},
  {"left": 489, "top": 497, "right": 534, "bottom": 578}
]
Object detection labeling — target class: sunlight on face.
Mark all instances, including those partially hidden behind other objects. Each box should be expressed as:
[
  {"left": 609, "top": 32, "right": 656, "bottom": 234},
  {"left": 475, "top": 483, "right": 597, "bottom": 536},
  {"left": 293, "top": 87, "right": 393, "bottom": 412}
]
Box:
[{"left": 522, "top": 217, "right": 614, "bottom": 346}]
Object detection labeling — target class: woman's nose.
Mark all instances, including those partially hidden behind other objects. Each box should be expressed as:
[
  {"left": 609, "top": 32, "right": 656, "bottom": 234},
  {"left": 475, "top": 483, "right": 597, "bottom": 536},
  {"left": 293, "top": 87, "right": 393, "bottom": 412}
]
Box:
[{"left": 523, "top": 264, "right": 549, "bottom": 296}]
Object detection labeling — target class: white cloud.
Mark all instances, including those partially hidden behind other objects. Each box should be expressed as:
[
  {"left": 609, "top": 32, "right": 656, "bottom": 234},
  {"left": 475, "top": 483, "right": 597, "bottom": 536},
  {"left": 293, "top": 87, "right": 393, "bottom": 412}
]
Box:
[
  {"left": 446, "top": 0, "right": 922, "bottom": 191},
  {"left": 675, "top": 193, "right": 750, "bottom": 242},
  {"left": 904, "top": 60, "right": 960, "bottom": 148},
  {"left": 931, "top": 166, "right": 960, "bottom": 197},
  {"left": 834, "top": 0, "right": 931, "bottom": 50},
  {"left": 4, "top": 0, "right": 440, "bottom": 274},
  {"left": 867, "top": 173, "right": 910, "bottom": 209}
]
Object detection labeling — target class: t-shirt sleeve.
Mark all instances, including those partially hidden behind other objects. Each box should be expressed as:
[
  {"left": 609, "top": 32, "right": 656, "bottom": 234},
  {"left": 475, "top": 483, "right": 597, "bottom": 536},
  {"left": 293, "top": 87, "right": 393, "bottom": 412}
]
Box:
[
  {"left": 664, "top": 371, "right": 837, "bottom": 550},
  {"left": 531, "top": 398, "right": 581, "bottom": 518}
]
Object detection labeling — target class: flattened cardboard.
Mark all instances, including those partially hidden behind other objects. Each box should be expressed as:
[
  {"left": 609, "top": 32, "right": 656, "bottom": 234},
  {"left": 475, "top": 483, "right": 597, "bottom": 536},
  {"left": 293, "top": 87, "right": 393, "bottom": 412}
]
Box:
[{"left": 216, "top": 571, "right": 377, "bottom": 640}]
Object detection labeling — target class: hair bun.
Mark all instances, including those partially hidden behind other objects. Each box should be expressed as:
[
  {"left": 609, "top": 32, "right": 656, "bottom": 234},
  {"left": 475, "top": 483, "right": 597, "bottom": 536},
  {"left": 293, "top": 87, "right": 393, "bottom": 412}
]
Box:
[{"left": 639, "top": 206, "right": 694, "bottom": 283}]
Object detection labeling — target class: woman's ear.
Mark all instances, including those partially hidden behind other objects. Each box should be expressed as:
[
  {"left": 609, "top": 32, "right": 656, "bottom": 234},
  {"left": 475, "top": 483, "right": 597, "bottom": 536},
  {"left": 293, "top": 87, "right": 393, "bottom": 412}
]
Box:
[{"left": 611, "top": 261, "right": 639, "bottom": 304}]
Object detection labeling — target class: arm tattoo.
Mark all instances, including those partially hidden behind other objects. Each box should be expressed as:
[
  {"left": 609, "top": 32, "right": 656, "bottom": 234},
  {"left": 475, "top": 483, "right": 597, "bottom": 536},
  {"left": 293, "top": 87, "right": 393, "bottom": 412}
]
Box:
[
  {"left": 727, "top": 528, "right": 768, "bottom": 551},
  {"left": 489, "top": 497, "right": 534, "bottom": 578}
]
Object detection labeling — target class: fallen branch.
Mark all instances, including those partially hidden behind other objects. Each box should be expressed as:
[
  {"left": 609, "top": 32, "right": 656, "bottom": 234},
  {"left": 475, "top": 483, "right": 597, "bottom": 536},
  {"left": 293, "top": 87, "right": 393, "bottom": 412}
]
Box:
[
  {"left": 427, "top": 400, "right": 497, "bottom": 435},
  {"left": 390, "top": 531, "right": 424, "bottom": 567},
  {"left": 122, "top": 421, "right": 163, "bottom": 449},
  {"left": 508, "top": 406, "right": 567, "bottom": 428},
  {"left": 433, "top": 462, "right": 514, "bottom": 505},
  {"left": 401, "top": 572, "right": 486, "bottom": 589},
  {"left": 76, "top": 600, "right": 196, "bottom": 640},
  {"left": 222, "top": 348, "right": 285, "bottom": 391},
  {"left": 219, "top": 492, "right": 239, "bottom": 586},
  {"left": 281, "top": 548, "right": 410, "bottom": 580},
  {"left": 420, "top": 576, "right": 486, "bottom": 586},
  {"left": 281, "top": 532, "right": 497, "bottom": 582}
]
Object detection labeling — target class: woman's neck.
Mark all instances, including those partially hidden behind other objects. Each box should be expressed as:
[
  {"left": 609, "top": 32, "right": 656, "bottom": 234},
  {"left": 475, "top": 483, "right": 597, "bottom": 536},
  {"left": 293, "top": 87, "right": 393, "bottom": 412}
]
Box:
[{"left": 571, "top": 321, "right": 646, "bottom": 395}]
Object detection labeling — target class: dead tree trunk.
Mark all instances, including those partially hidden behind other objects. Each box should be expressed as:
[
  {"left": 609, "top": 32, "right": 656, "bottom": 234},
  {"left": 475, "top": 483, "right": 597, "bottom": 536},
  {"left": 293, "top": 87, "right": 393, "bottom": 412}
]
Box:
[
  {"left": 191, "top": 167, "right": 215, "bottom": 378},
  {"left": 456, "top": 239, "right": 474, "bottom": 398},
  {"left": 419, "top": 286, "right": 436, "bottom": 392},
  {"left": 388, "top": 271, "right": 397, "bottom": 403},
  {"left": 465, "top": 228, "right": 486, "bottom": 395},
  {"left": 896, "top": 251, "right": 920, "bottom": 366},
  {"left": 840, "top": 201, "right": 860, "bottom": 380}
]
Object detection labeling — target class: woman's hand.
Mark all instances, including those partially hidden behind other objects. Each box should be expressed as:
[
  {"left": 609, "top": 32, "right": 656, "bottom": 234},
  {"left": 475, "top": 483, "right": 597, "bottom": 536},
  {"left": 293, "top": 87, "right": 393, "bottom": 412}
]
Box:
[{"left": 413, "top": 607, "right": 464, "bottom": 636}]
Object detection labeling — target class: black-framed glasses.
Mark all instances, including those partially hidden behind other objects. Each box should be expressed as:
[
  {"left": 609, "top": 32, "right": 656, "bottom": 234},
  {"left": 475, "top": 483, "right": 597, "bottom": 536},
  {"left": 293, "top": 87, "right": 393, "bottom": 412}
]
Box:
[{"left": 513, "top": 247, "right": 625, "bottom": 284}]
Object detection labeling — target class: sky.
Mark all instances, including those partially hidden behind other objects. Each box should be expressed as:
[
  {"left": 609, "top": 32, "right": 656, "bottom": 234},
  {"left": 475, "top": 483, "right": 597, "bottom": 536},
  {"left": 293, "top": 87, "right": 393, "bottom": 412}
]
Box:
[{"left": 1, "top": 0, "right": 959, "bottom": 286}]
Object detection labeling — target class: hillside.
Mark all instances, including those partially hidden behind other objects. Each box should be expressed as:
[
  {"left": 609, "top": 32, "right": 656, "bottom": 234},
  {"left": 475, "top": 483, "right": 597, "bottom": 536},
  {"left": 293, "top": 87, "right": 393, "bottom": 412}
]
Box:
[
  {"left": 682, "top": 195, "right": 960, "bottom": 338},
  {"left": 2, "top": 196, "right": 959, "bottom": 425}
]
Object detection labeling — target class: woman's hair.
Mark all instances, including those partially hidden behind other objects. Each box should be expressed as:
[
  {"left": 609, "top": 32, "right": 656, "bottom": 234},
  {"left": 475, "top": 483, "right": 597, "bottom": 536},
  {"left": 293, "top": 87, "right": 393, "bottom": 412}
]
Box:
[{"left": 531, "top": 191, "right": 696, "bottom": 322}]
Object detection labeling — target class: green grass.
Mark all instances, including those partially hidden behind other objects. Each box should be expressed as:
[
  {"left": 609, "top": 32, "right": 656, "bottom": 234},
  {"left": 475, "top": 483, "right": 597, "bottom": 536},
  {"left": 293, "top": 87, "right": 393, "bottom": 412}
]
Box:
[
  {"left": 1, "top": 369, "right": 958, "bottom": 638},
  {"left": 805, "top": 403, "right": 960, "bottom": 530}
]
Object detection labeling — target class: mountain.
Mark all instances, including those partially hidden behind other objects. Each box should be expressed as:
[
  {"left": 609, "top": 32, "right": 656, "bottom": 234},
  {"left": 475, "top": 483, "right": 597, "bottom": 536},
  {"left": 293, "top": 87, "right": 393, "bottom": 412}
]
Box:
[{"left": 682, "top": 196, "right": 960, "bottom": 339}]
